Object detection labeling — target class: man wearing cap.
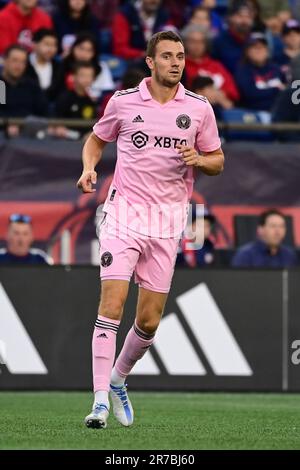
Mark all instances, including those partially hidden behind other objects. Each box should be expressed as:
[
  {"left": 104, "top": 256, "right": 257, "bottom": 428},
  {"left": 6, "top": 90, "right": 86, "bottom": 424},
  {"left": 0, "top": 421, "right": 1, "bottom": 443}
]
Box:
[
  {"left": 0, "top": 214, "right": 52, "bottom": 265},
  {"left": 235, "top": 31, "right": 285, "bottom": 111},
  {"left": 281, "top": 19, "right": 300, "bottom": 79}
]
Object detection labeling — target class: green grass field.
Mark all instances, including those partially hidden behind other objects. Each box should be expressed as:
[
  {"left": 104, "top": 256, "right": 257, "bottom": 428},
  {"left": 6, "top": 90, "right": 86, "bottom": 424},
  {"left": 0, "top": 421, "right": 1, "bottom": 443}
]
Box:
[{"left": 1, "top": 392, "right": 300, "bottom": 450}]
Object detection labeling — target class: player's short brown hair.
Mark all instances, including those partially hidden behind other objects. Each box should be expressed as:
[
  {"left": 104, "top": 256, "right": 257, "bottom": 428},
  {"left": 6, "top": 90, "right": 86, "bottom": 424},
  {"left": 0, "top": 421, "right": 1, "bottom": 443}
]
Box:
[{"left": 146, "top": 31, "right": 184, "bottom": 58}]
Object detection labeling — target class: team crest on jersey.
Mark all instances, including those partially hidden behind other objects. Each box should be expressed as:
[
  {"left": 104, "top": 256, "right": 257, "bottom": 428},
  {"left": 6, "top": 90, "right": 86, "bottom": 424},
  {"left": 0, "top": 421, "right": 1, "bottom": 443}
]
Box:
[
  {"left": 101, "top": 251, "right": 113, "bottom": 267},
  {"left": 176, "top": 114, "right": 191, "bottom": 129}
]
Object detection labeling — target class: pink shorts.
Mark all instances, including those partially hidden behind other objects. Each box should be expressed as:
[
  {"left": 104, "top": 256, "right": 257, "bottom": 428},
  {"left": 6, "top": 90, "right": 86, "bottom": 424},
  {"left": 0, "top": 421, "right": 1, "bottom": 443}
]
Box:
[{"left": 98, "top": 214, "right": 180, "bottom": 293}]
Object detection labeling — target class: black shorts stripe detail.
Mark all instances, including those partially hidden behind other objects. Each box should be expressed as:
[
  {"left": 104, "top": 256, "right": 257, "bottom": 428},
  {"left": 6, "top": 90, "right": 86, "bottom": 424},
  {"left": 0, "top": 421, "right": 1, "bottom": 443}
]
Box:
[
  {"left": 134, "top": 324, "right": 155, "bottom": 340},
  {"left": 185, "top": 90, "right": 207, "bottom": 102}
]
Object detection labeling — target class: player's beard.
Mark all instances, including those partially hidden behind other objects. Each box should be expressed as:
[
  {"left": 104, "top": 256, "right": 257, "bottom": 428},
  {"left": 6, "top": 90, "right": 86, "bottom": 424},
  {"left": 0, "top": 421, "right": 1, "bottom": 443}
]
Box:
[{"left": 154, "top": 69, "right": 182, "bottom": 88}]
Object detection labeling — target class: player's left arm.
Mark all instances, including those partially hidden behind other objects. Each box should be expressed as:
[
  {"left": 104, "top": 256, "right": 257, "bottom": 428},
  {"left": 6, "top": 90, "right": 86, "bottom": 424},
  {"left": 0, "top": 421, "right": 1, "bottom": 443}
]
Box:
[{"left": 177, "top": 145, "right": 224, "bottom": 176}]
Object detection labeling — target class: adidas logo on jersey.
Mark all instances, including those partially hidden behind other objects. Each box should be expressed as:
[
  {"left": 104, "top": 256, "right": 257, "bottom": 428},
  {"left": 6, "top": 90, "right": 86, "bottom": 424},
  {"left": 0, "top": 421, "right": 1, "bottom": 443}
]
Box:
[{"left": 132, "top": 115, "right": 144, "bottom": 123}]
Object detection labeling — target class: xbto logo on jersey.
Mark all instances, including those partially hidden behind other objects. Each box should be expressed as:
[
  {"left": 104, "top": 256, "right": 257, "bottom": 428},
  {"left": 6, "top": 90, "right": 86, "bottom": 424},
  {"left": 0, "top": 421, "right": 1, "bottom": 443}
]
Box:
[
  {"left": 154, "top": 137, "right": 187, "bottom": 148},
  {"left": 131, "top": 131, "right": 149, "bottom": 149},
  {"left": 131, "top": 132, "right": 187, "bottom": 149},
  {"left": 101, "top": 251, "right": 113, "bottom": 267},
  {"left": 176, "top": 114, "right": 191, "bottom": 129}
]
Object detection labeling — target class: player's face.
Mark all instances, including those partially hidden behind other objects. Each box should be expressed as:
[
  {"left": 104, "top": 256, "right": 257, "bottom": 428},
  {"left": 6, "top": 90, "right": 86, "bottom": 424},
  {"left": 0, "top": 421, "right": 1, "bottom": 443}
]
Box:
[
  {"left": 36, "top": 36, "right": 58, "bottom": 61},
  {"left": 258, "top": 215, "right": 286, "bottom": 248},
  {"left": 7, "top": 223, "right": 33, "bottom": 256},
  {"left": 4, "top": 50, "right": 28, "bottom": 79},
  {"left": 148, "top": 40, "right": 185, "bottom": 88}
]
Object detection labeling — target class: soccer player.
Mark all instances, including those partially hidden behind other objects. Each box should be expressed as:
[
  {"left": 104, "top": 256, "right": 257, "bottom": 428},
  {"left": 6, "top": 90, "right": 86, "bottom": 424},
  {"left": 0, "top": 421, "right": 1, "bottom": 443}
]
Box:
[{"left": 77, "top": 31, "right": 224, "bottom": 429}]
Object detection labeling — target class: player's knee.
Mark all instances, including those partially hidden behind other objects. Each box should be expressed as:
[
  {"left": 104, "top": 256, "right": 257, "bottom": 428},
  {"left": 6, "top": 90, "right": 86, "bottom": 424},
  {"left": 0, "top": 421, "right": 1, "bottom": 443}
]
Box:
[
  {"left": 137, "top": 311, "right": 162, "bottom": 335},
  {"left": 98, "top": 300, "right": 124, "bottom": 321}
]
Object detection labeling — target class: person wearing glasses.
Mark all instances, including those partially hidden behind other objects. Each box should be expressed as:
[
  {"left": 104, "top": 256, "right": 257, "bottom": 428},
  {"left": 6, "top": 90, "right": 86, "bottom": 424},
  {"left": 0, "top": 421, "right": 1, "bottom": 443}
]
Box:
[{"left": 0, "top": 214, "right": 53, "bottom": 265}]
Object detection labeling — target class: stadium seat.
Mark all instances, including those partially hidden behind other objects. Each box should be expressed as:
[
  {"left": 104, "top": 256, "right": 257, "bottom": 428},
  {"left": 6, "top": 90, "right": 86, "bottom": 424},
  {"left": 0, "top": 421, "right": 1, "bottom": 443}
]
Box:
[
  {"left": 221, "top": 108, "right": 274, "bottom": 141},
  {"left": 233, "top": 214, "right": 295, "bottom": 248}
]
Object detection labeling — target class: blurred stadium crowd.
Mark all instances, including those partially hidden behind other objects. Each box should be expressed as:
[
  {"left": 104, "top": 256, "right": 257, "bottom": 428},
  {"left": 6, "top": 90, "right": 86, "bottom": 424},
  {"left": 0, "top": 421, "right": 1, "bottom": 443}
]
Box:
[{"left": 0, "top": 0, "right": 300, "bottom": 139}]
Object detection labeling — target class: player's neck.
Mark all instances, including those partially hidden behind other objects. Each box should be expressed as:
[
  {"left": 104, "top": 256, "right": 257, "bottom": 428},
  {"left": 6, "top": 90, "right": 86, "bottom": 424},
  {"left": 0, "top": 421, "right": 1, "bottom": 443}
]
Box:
[{"left": 148, "top": 79, "right": 178, "bottom": 104}]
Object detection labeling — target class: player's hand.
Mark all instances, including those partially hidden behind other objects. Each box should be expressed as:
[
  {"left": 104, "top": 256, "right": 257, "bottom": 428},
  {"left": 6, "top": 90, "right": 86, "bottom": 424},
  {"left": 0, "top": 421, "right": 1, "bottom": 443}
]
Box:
[
  {"left": 76, "top": 170, "right": 97, "bottom": 193},
  {"left": 177, "top": 145, "right": 201, "bottom": 167}
]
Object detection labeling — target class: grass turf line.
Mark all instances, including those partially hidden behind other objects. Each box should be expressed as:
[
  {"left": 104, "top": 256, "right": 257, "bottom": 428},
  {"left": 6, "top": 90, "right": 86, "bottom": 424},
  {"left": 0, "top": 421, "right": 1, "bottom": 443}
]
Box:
[{"left": 0, "top": 392, "right": 300, "bottom": 450}]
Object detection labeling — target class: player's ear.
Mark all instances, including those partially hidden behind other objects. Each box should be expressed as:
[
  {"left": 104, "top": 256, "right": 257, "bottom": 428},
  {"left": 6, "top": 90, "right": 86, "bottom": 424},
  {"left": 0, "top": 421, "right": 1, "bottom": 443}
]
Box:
[{"left": 146, "top": 56, "right": 154, "bottom": 71}]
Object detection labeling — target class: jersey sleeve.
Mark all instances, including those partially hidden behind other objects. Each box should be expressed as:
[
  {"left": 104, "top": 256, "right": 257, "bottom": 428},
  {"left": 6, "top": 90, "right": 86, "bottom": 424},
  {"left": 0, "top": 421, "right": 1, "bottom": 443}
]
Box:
[
  {"left": 196, "top": 102, "right": 221, "bottom": 153},
  {"left": 93, "top": 95, "right": 120, "bottom": 142}
]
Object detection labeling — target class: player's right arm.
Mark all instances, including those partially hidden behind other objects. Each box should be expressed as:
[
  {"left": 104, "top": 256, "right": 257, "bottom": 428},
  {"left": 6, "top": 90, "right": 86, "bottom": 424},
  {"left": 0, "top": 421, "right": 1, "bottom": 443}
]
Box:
[
  {"left": 77, "top": 133, "right": 107, "bottom": 193},
  {"left": 77, "top": 94, "right": 120, "bottom": 193}
]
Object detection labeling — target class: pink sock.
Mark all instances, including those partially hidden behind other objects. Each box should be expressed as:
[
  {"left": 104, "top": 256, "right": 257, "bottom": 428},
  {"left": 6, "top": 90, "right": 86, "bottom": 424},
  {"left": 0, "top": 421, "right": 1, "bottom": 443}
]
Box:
[
  {"left": 92, "top": 315, "right": 120, "bottom": 392},
  {"left": 114, "top": 321, "right": 156, "bottom": 379}
]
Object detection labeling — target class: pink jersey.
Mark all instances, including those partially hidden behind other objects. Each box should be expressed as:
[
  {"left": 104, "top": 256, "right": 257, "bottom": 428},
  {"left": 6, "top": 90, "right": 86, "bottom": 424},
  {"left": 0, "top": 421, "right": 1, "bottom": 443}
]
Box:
[{"left": 93, "top": 77, "right": 221, "bottom": 238}]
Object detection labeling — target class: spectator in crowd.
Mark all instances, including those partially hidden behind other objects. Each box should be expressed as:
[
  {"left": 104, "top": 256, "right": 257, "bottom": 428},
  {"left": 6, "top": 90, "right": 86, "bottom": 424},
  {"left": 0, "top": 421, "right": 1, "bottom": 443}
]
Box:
[
  {"left": 235, "top": 32, "right": 285, "bottom": 111},
  {"left": 272, "top": 85, "right": 300, "bottom": 140},
  {"left": 26, "top": 28, "right": 64, "bottom": 102},
  {"left": 90, "top": 0, "right": 120, "bottom": 29},
  {"left": 0, "top": 0, "right": 53, "bottom": 55},
  {"left": 230, "top": 0, "right": 285, "bottom": 64},
  {"left": 112, "top": 0, "right": 174, "bottom": 61},
  {"left": 176, "top": 208, "right": 216, "bottom": 267},
  {"left": 188, "top": 6, "right": 212, "bottom": 35},
  {"left": 53, "top": 0, "right": 100, "bottom": 54},
  {"left": 231, "top": 209, "right": 298, "bottom": 267},
  {"left": 279, "top": 19, "right": 300, "bottom": 80},
  {"left": 189, "top": 0, "right": 224, "bottom": 36},
  {"left": 163, "top": 0, "right": 191, "bottom": 29},
  {"left": 0, "top": 45, "right": 48, "bottom": 137},
  {"left": 62, "top": 32, "right": 114, "bottom": 100},
  {"left": 0, "top": 214, "right": 52, "bottom": 265},
  {"left": 213, "top": 0, "right": 255, "bottom": 74},
  {"left": 55, "top": 61, "right": 98, "bottom": 121},
  {"left": 38, "top": 0, "right": 58, "bottom": 16},
  {"left": 182, "top": 24, "right": 240, "bottom": 102},
  {"left": 191, "top": 76, "right": 233, "bottom": 118},
  {"left": 256, "top": 0, "right": 291, "bottom": 34}
]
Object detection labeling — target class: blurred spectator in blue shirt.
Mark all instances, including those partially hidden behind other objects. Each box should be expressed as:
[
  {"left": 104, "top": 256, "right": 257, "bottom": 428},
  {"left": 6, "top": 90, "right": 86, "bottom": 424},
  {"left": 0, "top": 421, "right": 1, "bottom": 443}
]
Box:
[
  {"left": 0, "top": 214, "right": 52, "bottom": 265},
  {"left": 213, "top": 1, "right": 255, "bottom": 74},
  {"left": 235, "top": 32, "right": 286, "bottom": 111},
  {"left": 177, "top": 209, "right": 216, "bottom": 267},
  {"left": 232, "top": 209, "right": 298, "bottom": 268}
]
